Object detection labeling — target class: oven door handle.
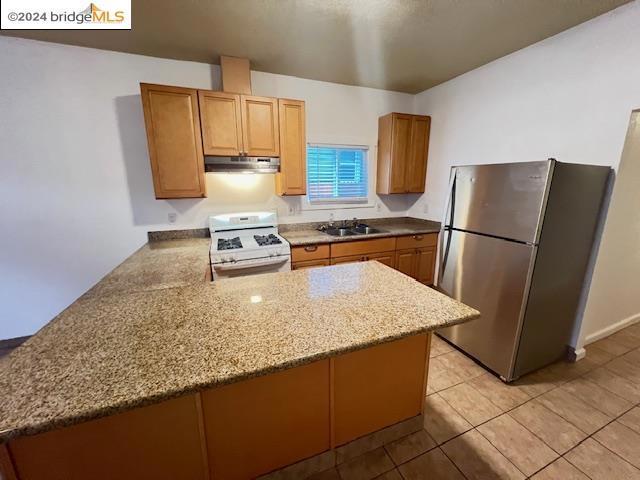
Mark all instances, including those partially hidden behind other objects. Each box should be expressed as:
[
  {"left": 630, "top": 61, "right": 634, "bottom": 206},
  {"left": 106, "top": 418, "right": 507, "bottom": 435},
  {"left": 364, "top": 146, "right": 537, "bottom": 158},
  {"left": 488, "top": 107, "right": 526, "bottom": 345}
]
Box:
[{"left": 214, "top": 256, "right": 289, "bottom": 271}]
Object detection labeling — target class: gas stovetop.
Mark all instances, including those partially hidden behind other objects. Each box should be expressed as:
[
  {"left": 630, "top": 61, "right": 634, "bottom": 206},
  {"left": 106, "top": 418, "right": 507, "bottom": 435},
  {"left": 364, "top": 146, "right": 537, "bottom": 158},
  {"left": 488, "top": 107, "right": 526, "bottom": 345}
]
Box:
[
  {"left": 208, "top": 212, "right": 291, "bottom": 265},
  {"left": 254, "top": 233, "right": 283, "bottom": 246},
  {"left": 217, "top": 237, "right": 243, "bottom": 250}
]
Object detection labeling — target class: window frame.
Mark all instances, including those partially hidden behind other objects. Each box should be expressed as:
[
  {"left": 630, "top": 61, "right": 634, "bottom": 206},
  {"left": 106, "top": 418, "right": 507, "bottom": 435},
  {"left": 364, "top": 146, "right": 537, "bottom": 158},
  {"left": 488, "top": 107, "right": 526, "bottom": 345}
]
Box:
[{"left": 304, "top": 142, "right": 373, "bottom": 209}]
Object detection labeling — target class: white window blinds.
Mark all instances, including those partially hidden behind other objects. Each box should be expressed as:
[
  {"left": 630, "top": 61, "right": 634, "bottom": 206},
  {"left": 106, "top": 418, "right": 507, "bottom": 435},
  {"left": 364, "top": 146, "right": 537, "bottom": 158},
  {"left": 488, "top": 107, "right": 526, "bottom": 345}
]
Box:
[{"left": 307, "top": 145, "right": 368, "bottom": 203}]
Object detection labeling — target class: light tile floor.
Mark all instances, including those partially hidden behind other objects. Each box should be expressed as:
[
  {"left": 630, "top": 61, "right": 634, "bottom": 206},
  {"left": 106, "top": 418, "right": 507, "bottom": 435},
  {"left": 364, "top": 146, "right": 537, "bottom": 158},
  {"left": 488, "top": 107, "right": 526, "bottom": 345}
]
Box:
[{"left": 312, "top": 322, "right": 640, "bottom": 479}]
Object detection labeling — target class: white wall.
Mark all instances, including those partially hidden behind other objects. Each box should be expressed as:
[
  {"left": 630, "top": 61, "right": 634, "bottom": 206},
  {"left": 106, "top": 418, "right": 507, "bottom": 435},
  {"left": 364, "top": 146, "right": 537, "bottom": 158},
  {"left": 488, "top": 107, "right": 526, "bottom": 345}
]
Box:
[
  {"left": 579, "top": 111, "right": 640, "bottom": 345},
  {"left": 0, "top": 36, "right": 414, "bottom": 339},
  {"left": 410, "top": 1, "right": 640, "bottom": 347}
]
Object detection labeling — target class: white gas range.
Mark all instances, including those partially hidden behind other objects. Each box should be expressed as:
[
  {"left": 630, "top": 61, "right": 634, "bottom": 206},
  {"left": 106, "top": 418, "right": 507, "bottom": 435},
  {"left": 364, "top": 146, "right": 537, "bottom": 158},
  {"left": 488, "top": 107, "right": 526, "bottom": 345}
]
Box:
[{"left": 209, "top": 211, "right": 291, "bottom": 280}]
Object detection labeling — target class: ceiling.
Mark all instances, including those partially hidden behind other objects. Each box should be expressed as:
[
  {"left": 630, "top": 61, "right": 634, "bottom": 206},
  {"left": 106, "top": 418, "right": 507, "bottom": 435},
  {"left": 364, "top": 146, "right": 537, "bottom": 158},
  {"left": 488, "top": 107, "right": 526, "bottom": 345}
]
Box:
[{"left": 1, "top": 0, "right": 630, "bottom": 93}]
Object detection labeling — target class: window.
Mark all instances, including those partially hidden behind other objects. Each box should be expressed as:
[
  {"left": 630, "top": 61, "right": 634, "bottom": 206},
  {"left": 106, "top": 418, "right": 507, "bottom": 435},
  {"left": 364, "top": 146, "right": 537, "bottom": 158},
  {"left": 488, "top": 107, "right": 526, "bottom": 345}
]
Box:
[{"left": 307, "top": 145, "right": 368, "bottom": 203}]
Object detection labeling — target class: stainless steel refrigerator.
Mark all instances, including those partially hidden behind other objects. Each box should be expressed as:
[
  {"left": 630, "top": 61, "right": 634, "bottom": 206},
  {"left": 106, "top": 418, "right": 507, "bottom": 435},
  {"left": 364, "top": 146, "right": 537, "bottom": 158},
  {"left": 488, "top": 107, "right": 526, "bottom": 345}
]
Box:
[{"left": 437, "top": 159, "right": 610, "bottom": 381}]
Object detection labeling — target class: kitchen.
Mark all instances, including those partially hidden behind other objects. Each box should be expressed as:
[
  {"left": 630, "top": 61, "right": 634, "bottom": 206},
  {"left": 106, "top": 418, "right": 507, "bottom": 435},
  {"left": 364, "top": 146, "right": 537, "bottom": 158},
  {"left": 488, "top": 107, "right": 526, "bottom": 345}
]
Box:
[{"left": 2, "top": 1, "right": 640, "bottom": 479}]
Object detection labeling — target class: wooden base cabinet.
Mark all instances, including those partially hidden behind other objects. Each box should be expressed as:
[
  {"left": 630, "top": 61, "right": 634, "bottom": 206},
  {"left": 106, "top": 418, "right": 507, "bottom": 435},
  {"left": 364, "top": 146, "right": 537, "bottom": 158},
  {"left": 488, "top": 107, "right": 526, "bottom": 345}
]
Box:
[
  {"left": 330, "top": 251, "right": 395, "bottom": 268},
  {"left": 394, "top": 234, "right": 437, "bottom": 285},
  {"left": 3, "top": 335, "right": 432, "bottom": 480},
  {"left": 290, "top": 234, "right": 438, "bottom": 283},
  {"left": 292, "top": 258, "right": 331, "bottom": 270},
  {"left": 395, "top": 248, "right": 436, "bottom": 285},
  {"left": 7, "top": 395, "right": 208, "bottom": 480},
  {"left": 332, "top": 334, "right": 430, "bottom": 446},
  {"left": 201, "top": 361, "right": 331, "bottom": 480}
]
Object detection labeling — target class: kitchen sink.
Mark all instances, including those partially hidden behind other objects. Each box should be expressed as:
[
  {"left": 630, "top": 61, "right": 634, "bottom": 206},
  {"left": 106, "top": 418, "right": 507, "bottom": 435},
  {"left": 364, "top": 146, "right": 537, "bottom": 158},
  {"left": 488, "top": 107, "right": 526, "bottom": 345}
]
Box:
[
  {"left": 321, "top": 224, "right": 386, "bottom": 236},
  {"left": 351, "top": 225, "right": 383, "bottom": 235},
  {"left": 324, "top": 228, "right": 356, "bottom": 237}
]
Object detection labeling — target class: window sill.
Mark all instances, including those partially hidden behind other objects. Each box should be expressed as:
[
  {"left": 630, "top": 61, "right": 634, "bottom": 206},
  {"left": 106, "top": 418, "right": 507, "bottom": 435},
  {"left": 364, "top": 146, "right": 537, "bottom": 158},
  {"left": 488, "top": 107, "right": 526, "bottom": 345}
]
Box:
[{"left": 302, "top": 201, "right": 375, "bottom": 211}]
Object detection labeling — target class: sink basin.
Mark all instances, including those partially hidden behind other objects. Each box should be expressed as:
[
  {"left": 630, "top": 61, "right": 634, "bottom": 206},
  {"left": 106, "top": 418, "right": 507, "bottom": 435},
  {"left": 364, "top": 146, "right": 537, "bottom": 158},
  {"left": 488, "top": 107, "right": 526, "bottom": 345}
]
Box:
[
  {"left": 351, "top": 225, "right": 383, "bottom": 235},
  {"left": 321, "top": 225, "right": 385, "bottom": 236},
  {"left": 324, "top": 228, "right": 356, "bottom": 237}
]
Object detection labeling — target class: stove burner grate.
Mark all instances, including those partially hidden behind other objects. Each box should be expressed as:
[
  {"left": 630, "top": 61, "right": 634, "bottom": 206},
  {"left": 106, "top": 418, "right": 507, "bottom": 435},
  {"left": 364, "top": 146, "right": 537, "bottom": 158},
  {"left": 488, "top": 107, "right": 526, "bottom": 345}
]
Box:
[
  {"left": 254, "top": 234, "right": 283, "bottom": 246},
  {"left": 217, "top": 237, "right": 243, "bottom": 250}
]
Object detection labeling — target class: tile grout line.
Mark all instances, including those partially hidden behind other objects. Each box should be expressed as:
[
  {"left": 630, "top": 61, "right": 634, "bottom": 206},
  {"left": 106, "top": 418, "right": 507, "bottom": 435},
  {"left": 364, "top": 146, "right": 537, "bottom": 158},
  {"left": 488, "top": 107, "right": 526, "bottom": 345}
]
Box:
[
  {"left": 472, "top": 426, "right": 532, "bottom": 478},
  {"left": 551, "top": 343, "right": 640, "bottom": 479},
  {"left": 435, "top": 445, "right": 472, "bottom": 480}
]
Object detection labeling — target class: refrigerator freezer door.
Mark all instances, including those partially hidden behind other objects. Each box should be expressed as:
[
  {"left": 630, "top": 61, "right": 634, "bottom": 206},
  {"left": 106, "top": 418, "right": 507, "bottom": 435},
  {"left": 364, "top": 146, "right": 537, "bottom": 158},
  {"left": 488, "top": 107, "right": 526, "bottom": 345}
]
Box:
[
  {"left": 450, "top": 161, "right": 553, "bottom": 244},
  {"left": 438, "top": 229, "right": 537, "bottom": 380}
]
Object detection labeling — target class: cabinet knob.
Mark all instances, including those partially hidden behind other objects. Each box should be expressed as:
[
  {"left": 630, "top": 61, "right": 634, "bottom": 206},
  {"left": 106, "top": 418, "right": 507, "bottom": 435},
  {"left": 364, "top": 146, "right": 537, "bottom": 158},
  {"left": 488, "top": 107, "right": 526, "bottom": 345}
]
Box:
[
  {"left": 413, "top": 235, "right": 423, "bottom": 240},
  {"left": 304, "top": 245, "right": 318, "bottom": 252}
]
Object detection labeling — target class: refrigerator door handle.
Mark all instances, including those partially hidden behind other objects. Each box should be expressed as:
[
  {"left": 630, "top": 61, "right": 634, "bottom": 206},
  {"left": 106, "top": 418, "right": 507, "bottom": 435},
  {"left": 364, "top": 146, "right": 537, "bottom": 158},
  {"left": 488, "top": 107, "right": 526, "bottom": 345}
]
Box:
[
  {"left": 437, "top": 227, "right": 452, "bottom": 287},
  {"left": 437, "top": 169, "right": 457, "bottom": 287},
  {"left": 441, "top": 168, "right": 457, "bottom": 228}
]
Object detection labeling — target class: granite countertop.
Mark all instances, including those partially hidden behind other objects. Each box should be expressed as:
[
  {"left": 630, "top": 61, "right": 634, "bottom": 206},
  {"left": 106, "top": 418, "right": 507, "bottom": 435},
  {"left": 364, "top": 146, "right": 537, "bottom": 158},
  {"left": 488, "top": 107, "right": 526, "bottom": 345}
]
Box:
[
  {"left": 0, "top": 260, "right": 477, "bottom": 441},
  {"left": 81, "top": 238, "right": 211, "bottom": 300},
  {"left": 279, "top": 217, "right": 441, "bottom": 247}
]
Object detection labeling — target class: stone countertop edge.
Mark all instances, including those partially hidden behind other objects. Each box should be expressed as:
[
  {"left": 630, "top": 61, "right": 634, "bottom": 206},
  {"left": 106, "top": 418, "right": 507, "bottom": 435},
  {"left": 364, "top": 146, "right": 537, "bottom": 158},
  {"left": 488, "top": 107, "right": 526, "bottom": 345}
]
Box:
[{"left": 0, "top": 310, "right": 477, "bottom": 442}]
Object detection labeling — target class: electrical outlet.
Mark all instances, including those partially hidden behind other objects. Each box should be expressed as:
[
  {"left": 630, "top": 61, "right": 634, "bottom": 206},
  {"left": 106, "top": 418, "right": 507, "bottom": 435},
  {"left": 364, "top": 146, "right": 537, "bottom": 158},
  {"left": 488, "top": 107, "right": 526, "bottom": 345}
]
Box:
[
  {"left": 423, "top": 202, "right": 429, "bottom": 214},
  {"left": 288, "top": 205, "right": 295, "bottom": 215},
  {"left": 375, "top": 202, "right": 382, "bottom": 212},
  {"left": 168, "top": 212, "right": 177, "bottom": 223}
]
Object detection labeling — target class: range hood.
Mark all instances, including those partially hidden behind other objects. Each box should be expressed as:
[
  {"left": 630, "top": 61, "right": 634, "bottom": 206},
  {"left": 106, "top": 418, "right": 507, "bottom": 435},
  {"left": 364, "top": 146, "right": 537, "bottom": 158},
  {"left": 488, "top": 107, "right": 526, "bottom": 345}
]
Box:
[{"left": 204, "top": 156, "right": 280, "bottom": 174}]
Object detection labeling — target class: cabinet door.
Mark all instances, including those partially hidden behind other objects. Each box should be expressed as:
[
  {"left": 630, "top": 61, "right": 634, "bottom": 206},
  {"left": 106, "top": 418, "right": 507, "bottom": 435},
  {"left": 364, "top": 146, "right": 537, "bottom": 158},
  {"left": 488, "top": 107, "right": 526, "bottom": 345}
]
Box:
[
  {"left": 368, "top": 252, "right": 395, "bottom": 268},
  {"left": 0, "top": 444, "right": 17, "bottom": 480},
  {"left": 292, "top": 259, "right": 330, "bottom": 270},
  {"left": 198, "top": 91, "right": 242, "bottom": 156},
  {"left": 333, "top": 334, "right": 429, "bottom": 446},
  {"left": 241, "top": 95, "right": 280, "bottom": 156},
  {"left": 201, "top": 360, "right": 330, "bottom": 480},
  {"left": 389, "top": 114, "right": 412, "bottom": 193},
  {"left": 140, "top": 83, "right": 206, "bottom": 199},
  {"left": 406, "top": 116, "right": 431, "bottom": 193},
  {"left": 395, "top": 249, "right": 417, "bottom": 278},
  {"left": 277, "top": 99, "right": 306, "bottom": 195},
  {"left": 330, "top": 254, "right": 364, "bottom": 265},
  {"left": 8, "top": 395, "right": 208, "bottom": 480},
  {"left": 415, "top": 247, "right": 436, "bottom": 285}
]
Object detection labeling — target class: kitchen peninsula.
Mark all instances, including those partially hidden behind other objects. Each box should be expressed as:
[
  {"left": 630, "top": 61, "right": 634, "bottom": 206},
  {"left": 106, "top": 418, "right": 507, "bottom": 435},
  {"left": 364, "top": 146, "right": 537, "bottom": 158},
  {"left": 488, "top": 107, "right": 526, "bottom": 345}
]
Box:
[{"left": 0, "top": 238, "right": 478, "bottom": 480}]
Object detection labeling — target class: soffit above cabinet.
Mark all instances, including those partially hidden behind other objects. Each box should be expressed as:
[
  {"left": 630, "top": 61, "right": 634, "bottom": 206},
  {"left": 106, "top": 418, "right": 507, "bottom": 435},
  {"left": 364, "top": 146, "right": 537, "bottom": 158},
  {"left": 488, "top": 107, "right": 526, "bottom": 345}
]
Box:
[{"left": 1, "top": 0, "right": 630, "bottom": 93}]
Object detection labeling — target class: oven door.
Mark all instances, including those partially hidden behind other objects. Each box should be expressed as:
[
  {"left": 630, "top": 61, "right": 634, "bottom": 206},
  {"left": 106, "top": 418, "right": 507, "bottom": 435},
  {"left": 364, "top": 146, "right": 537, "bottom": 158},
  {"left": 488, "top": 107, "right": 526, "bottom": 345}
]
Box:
[{"left": 212, "top": 256, "right": 291, "bottom": 280}]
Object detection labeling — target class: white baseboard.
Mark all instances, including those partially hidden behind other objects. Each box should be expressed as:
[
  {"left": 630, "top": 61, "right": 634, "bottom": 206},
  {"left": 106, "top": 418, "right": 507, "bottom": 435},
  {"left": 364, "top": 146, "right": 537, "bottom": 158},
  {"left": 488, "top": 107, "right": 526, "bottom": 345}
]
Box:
[
  {"left": 584, "top": 312, "right": 640, "bottom": 346},
  {"left": 571, "top": 347, "right": 586, "bottom": 362}
]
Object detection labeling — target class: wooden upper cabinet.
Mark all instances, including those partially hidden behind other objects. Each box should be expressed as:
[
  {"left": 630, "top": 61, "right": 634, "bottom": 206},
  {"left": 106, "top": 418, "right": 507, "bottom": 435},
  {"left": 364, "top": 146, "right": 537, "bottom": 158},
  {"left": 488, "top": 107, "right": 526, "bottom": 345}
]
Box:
[
  {"left": 406, "top": 116, "right": 431, "bottom": 193},
  {"left": 140, "top": 83, "right": 206, "bottom": 199},
  {"left": 241, "top": 95, "right": 280, "bottom": 156},
  {"left": 198, "top": 91, "right": 243, "bottom": 156},
  {"left": 377, "top": 113, "right": 431, "bottom": 194},
  {"left": 276, "top": 99, "right": 307, "bottom": 195},
  {"left": 389, "top": 114, "right": 412, "bottom": 193}
]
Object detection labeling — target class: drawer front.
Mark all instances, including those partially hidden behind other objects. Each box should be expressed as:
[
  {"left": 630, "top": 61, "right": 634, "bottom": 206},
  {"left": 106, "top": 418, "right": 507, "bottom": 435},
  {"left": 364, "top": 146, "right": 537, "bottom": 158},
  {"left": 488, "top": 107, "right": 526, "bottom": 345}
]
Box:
[
  {"left": 330, "top": 238, "right": 397, "bottom": 258},
  {"left": 330, "top": 255, "right": 362, "bottom": 265},
  {"left": 396, "top": 233, "right": 437, "bottom": 250},
  {"left": 292, "top": 259, "right": 330, "bottom": 270},
  {"left": 291, "top": 244, "right": 330, "bottom": 262}
]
